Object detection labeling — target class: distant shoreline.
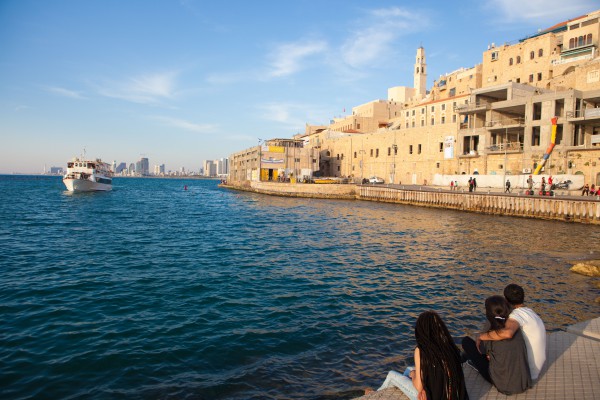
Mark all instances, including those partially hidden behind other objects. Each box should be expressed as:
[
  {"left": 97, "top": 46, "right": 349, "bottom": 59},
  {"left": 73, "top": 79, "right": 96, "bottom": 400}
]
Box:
[{"left": 1, "top": 173, "right": 221, "bottom": 180}]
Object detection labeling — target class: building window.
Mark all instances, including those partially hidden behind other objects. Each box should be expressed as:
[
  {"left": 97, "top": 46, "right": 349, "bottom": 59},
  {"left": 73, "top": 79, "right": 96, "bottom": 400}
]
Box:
[
  {"left": 431, "top": 106, "right": 435, "bottom": 112},
  {"left": 529, "top": 74, "right": 534, "bottom": 83},
  {"left": 431, "top": 118, "right": 435, "bottom": 126},
  {"left": 452, "top": 114, "right": 457, "bottom": 123},
  {"left": 441, "top": 116, "right": 446, "bottom": 124},
  {"left": 587, "top": 34, "right": 593, "bottom": 45},
  {"left": 530, "top": 51, "right": 535, "bottom": 60},
  {"left": 532, "top": 126, "right": 541, "bottom": 146},
  {"left": 354, "top": 151, "right": 357, "bottom": 158},
  {"left": 573, "top": 125, "right": 584, "bottom": 146},
  {"left": 388, "top": 147, "right": 391, "bottom": 156},
  {"left": 421, "top": 108, "right": 425, "bottom": 114},
  {"left": 439, "top": 142, "right": 444, "bottom": 152},
  {"left": 406, "top": 111, "right": 409, "bottom": 117},
  {"left": 336, "top": 154, "right": 340, "bottom": 160},
  {"left": 418, "top": 144, "right": 422, "bottom": 154},
  {"left": 412, "top": 121, "right": 415, "bottom": 128},
  {"left": 370, "top": 149, "right": 373, "bottom": 157},
  {"left": 441, "top": 104, "right": 446, "bottom": 111},
  {"left": 337, "top": 166, "right": 340, "bottom": 171},
  {"left": 509, "top": 58, "right": 513, "bottom": 66},
  {"left": 394, "top": 146, "right": 398, "bottom": 155},
  {"left": 421, "top": 119, "right": 425, "bottom": 127},
  {"left": 491, "top": 51, "right": 499, "bottom": 61},
  {"left": 436, "top": 162, "right": 440, "bottom": 168},
  {"left": 569, "top": 37, "right": 575, "bottom": 48},
  {"left": 533, "top": 102, "right": 542, "bottom": 120},
  {"left": 537, "top": 72, "right": 542, "bottom": 81},
  {"left": 449, "top": 88, "right": 456, "bottom": 97},
  {"left": 516, "top": 78, "right": 520, "bottom": 83},
  {"left": 556, "top": 124, "right": 563, "bottom": 145},
  {"left": 517, "top": 56, "right": 521, "bottom": 64},
  {"left": 409, "top": 145, "right": 413, "bottom": 154},
  {"left": 376, "top": 149, "right": 379, "bottom": 158},
  {"left": 538, "top": 48, "right": 543, "bottom": 57},
  {"left": 406, "top": 122, "right": 409, "bottom": 128}
]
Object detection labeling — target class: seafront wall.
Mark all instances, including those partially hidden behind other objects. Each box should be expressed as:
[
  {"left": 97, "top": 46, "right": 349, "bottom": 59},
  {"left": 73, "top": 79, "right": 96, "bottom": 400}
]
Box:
[
  {"left": 222, "top": 181, "right": 600, "bottom": 224},
  {"left": 359, "top": 186, "right": 600, "bottom": 225},
  {"left": 222, "top": 181, "right": 356, "bottom": 199}
]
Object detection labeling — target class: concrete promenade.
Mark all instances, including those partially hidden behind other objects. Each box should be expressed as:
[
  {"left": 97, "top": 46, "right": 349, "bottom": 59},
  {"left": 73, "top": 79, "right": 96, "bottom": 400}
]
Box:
[{"left": 355, "top": 317, "right": 600, "bottom": 400}]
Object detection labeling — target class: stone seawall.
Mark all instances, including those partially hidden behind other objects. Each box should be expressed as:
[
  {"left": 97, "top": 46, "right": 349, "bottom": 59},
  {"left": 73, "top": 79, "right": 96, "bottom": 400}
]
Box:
[
  {"left": 221, "top": 181, "right": 356, "bottom": 199},
  {"left": 221, "top": 182, "right": 600, "bottom": 224},
  {"left": 359, "top": 186, "right": 600, "bottom": 225}
]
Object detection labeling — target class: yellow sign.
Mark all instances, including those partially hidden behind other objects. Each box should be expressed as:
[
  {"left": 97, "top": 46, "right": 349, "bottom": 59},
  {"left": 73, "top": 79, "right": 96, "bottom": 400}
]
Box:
[{"left": 268, "top": 146, "right": 285, "bottom": 153}]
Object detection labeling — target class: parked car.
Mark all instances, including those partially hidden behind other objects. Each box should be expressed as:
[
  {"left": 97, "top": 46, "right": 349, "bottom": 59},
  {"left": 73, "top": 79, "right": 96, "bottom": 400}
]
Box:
[{"left": 368, "top": 176, "right": 384, "bottom": 184}]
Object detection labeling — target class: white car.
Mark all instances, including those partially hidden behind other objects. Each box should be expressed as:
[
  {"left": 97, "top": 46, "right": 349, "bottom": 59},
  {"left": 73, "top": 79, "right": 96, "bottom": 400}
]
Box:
[{"left": 368, "top": 176, "right": 384, "bottom": 184}]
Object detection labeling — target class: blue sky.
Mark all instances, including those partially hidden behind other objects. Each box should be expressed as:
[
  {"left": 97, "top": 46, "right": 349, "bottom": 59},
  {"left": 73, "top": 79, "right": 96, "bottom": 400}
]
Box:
[{"left": 1, "top": 0, "right": 597, "bottom": 174}]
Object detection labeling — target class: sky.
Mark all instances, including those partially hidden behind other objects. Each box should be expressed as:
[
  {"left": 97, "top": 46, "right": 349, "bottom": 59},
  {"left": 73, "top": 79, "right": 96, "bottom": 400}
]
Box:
[{"left": 1, "top": 0, "right": 597, "bottom": 174}]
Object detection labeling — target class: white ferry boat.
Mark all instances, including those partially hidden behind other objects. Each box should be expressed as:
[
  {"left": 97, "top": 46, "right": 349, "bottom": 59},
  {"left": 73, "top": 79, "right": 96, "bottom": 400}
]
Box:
[{"left": 63, "top": 156, "right": 113, "bottom": 192}]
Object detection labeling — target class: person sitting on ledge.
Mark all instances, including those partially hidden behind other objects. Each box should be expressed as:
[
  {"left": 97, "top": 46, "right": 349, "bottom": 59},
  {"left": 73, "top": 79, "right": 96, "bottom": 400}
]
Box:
[
  {"left": 462, "top": 295, "right": 532, "bottom": 395},
  {"left": 476, "top": 284, "right": 546, "bottom": 381},
  {"left": 366, "top": 311, "right": 468, "bottom": 400}
]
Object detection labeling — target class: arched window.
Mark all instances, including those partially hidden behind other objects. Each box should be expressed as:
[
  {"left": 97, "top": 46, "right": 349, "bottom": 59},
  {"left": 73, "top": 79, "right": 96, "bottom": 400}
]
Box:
[
  {"left": 578, "top": 36, "right": 584, "bottom": 46},
  {"left": 538, "top": 48, "right": 543, "bottom": 57},
  {"left": 530, "top": 51, "right": 535, "bottom": 59},
  {"left": 416, "top": 67, "right": 420, "bottom": 73},
  {"left": 516, "top": 56, "right": 521, "bottom": 64},
  {"left": 587, "top": 34, "right": 593, "bottom": 45},
  {"left": 509, "top": 58, "right": 513, "bottom": 66},
  {"left": 570, "top": 38, "right": 575, "bottom": 48}
]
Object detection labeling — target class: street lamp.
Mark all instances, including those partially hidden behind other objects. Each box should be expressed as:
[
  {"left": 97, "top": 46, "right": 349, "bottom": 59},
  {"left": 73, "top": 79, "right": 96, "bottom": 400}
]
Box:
[
  {"left": 391, "top": 144, "right": 398, "bottom": 184},
  {"left": 258, "top": 138, "right": 262, "bottom": 182}
]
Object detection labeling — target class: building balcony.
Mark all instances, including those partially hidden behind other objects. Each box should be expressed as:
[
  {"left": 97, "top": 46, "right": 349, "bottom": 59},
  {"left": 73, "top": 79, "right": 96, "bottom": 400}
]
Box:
[
  {"left": 486, "top": 142, "right": 524, "bottom": 154},
  {"left": 458, "top": 150, "right": 480, "bottom": 158},
  {"left": 455, "top": 102, "right": 490, "bottom": 114},
  {"left": 485, "top": 117, "right": 525, "bottom": 130},
  {"left": 567, "top": 108, "right": 600, "bottom": 123}
]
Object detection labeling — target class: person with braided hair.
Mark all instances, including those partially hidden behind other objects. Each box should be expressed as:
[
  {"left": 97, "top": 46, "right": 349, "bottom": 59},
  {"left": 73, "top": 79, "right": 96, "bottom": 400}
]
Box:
[
  {"left": 369, "top": 311, "right": 468, "bottom": 400},
  {"left": 462, "top": 296, "right": 532, "bottom": 395}
]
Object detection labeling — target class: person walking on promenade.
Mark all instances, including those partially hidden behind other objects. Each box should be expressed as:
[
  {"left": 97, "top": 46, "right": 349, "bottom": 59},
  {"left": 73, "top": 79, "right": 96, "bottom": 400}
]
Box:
[
  {"left": 505, "top": 179, "right": 511, "bottom": 193},
  {"left": 548, "top": 175, "right": 554, "bottom": 190},
  {"left": 475, "top": 284, "right": 546, "bottom": 381},
  {"left": 468, "top": 177, "right": 473, "bottom": 192},
  {"left": 450, "top": 180, "right": 455, "bottom": 191},
  {"left": 473, "top": 177, "right": 477, "bottom": 192},
  {"left": 455, "top": 180, "right": 459, "bottom": 191},
  {"left": 582, "top": 183, "right": 590, "bottom": 196},
  {"left": 369, "top": 311, "right": 469, "bottom": 400},
  {"left": 527, "top": 175, "right": 533, "bottom": 191},
  {"left": 540, "top": 177, "right": 546, "bottom": 193},
  {"left": 462, "top": 296, "right": 532, "bottom": 395}
]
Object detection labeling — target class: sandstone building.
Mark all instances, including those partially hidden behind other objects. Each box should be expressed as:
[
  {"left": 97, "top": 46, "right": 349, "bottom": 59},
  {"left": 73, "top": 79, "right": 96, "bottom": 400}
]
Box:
[{"left": 229, "top": 9, "right": 600, "bottom": 187}]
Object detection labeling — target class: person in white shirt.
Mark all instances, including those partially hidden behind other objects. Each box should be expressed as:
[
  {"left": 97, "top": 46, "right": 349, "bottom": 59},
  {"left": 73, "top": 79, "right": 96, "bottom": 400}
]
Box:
[{"left": 477, "top": 284, "right": 546, "bottom": 380}]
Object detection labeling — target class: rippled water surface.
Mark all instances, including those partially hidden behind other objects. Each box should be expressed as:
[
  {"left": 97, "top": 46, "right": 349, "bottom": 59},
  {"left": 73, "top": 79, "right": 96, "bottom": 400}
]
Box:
[{"left": 1, "top": 176, "right": 599, "bottom": 399}]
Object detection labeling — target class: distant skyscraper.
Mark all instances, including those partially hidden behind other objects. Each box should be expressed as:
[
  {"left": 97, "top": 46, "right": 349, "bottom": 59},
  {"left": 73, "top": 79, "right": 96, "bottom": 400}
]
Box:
[
  {"left": 136, "top": 157, "right": 149, "bottom": 176},
  {"left": 129, "top": 163, "right": 135, "bottom": 175},
  {"left": 217, "top": 157, "right": 229, "bottom": 175},
  {"left": 203, "top": 160, "right": 216, "bottom": 177},
  {"left": 116, "top": 162, "right": 126, "bottom": 174}
]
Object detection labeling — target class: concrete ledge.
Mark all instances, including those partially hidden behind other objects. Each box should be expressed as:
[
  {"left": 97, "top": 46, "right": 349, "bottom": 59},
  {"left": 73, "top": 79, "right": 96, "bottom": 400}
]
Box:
[
  {"left": 566, "top": 317, "right": 600, "bottom": 341},
  {"left": 221, "top": 181, "right": 357, "bottom": 199}
]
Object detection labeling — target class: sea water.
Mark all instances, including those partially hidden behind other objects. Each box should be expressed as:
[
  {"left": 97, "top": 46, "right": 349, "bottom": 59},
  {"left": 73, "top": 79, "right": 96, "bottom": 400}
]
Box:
[{"left": 1, "top": 175, "right": 598, "bottom": 399}]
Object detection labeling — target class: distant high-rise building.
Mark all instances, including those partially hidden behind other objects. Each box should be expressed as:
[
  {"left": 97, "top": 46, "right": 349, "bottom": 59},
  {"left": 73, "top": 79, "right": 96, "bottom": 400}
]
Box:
[
  {"left": 153, "top": 164, "right": 165, "bottom": 175},
  {"left": 217, "top": 157, "right": 229, "bottom": 175},
  {"left": 136, "top": 157, "right": 149, "bottom": 176},
  {"left": 128, "top": 163, "right": 135, "bottom": 175},
  {"left": 203, "top": 160, "right": 216, "bottom": 177},
  {"left": 116, "top": 162, "right": 126, "bottom": 174},
  {"left": 50, "top": 166, "right": 64, "bottom": 175}
]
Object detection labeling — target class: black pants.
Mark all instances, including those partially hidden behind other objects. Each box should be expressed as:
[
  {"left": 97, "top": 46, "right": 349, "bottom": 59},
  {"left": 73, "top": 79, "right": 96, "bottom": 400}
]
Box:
[{"left": 461, "top": 336, "right": 492, "bottom": 383}]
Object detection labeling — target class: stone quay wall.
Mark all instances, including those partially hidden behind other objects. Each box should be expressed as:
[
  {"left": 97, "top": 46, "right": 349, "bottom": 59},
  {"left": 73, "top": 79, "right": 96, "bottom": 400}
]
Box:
[
  {"left": 222, "top": 181, "right": 356, "bottom": 199},
  {"left": 359, "top": 186, "right": 600, "bottom": 225}
]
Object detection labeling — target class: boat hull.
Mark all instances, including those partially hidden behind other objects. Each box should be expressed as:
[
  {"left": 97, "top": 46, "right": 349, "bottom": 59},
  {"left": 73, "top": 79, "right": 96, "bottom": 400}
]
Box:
[{"left": 63, "top": 178, "right": 112, "bottom": 192}]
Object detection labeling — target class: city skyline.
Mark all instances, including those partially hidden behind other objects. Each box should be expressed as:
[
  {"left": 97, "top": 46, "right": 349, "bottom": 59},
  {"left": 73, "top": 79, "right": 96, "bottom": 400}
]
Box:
[{"left": 1, "top": 0, "right": 597, "bottom": 174}]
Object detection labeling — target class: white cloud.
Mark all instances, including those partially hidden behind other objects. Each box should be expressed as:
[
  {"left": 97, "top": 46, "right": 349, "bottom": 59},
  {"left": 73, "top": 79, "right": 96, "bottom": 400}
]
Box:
[
  {"left": 44, "top": 86, "right": 86, "bottom": 99},
  {"left": 257, "top": 102, "right": 330, "bottom": 131},
  {"left": 98, "top": 71, "right": 179, "bottom": 104},
  {"left": 267, "top": 40, "right": 328, "bottom": 78},
  {"left": 149, "top": 115, "right": 216, "bottom": 133},
  {"left": 340, "top": 7, "right": 424, "bottom": 69},
  {"left": 488, "top": 0, "right": 597, "bottom": 23}
]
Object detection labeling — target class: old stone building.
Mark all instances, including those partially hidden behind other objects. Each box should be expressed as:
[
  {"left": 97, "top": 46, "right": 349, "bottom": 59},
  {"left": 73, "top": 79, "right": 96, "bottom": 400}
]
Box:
[{"left": 229, "top": 9, "right": 600, "bottom": 187}]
